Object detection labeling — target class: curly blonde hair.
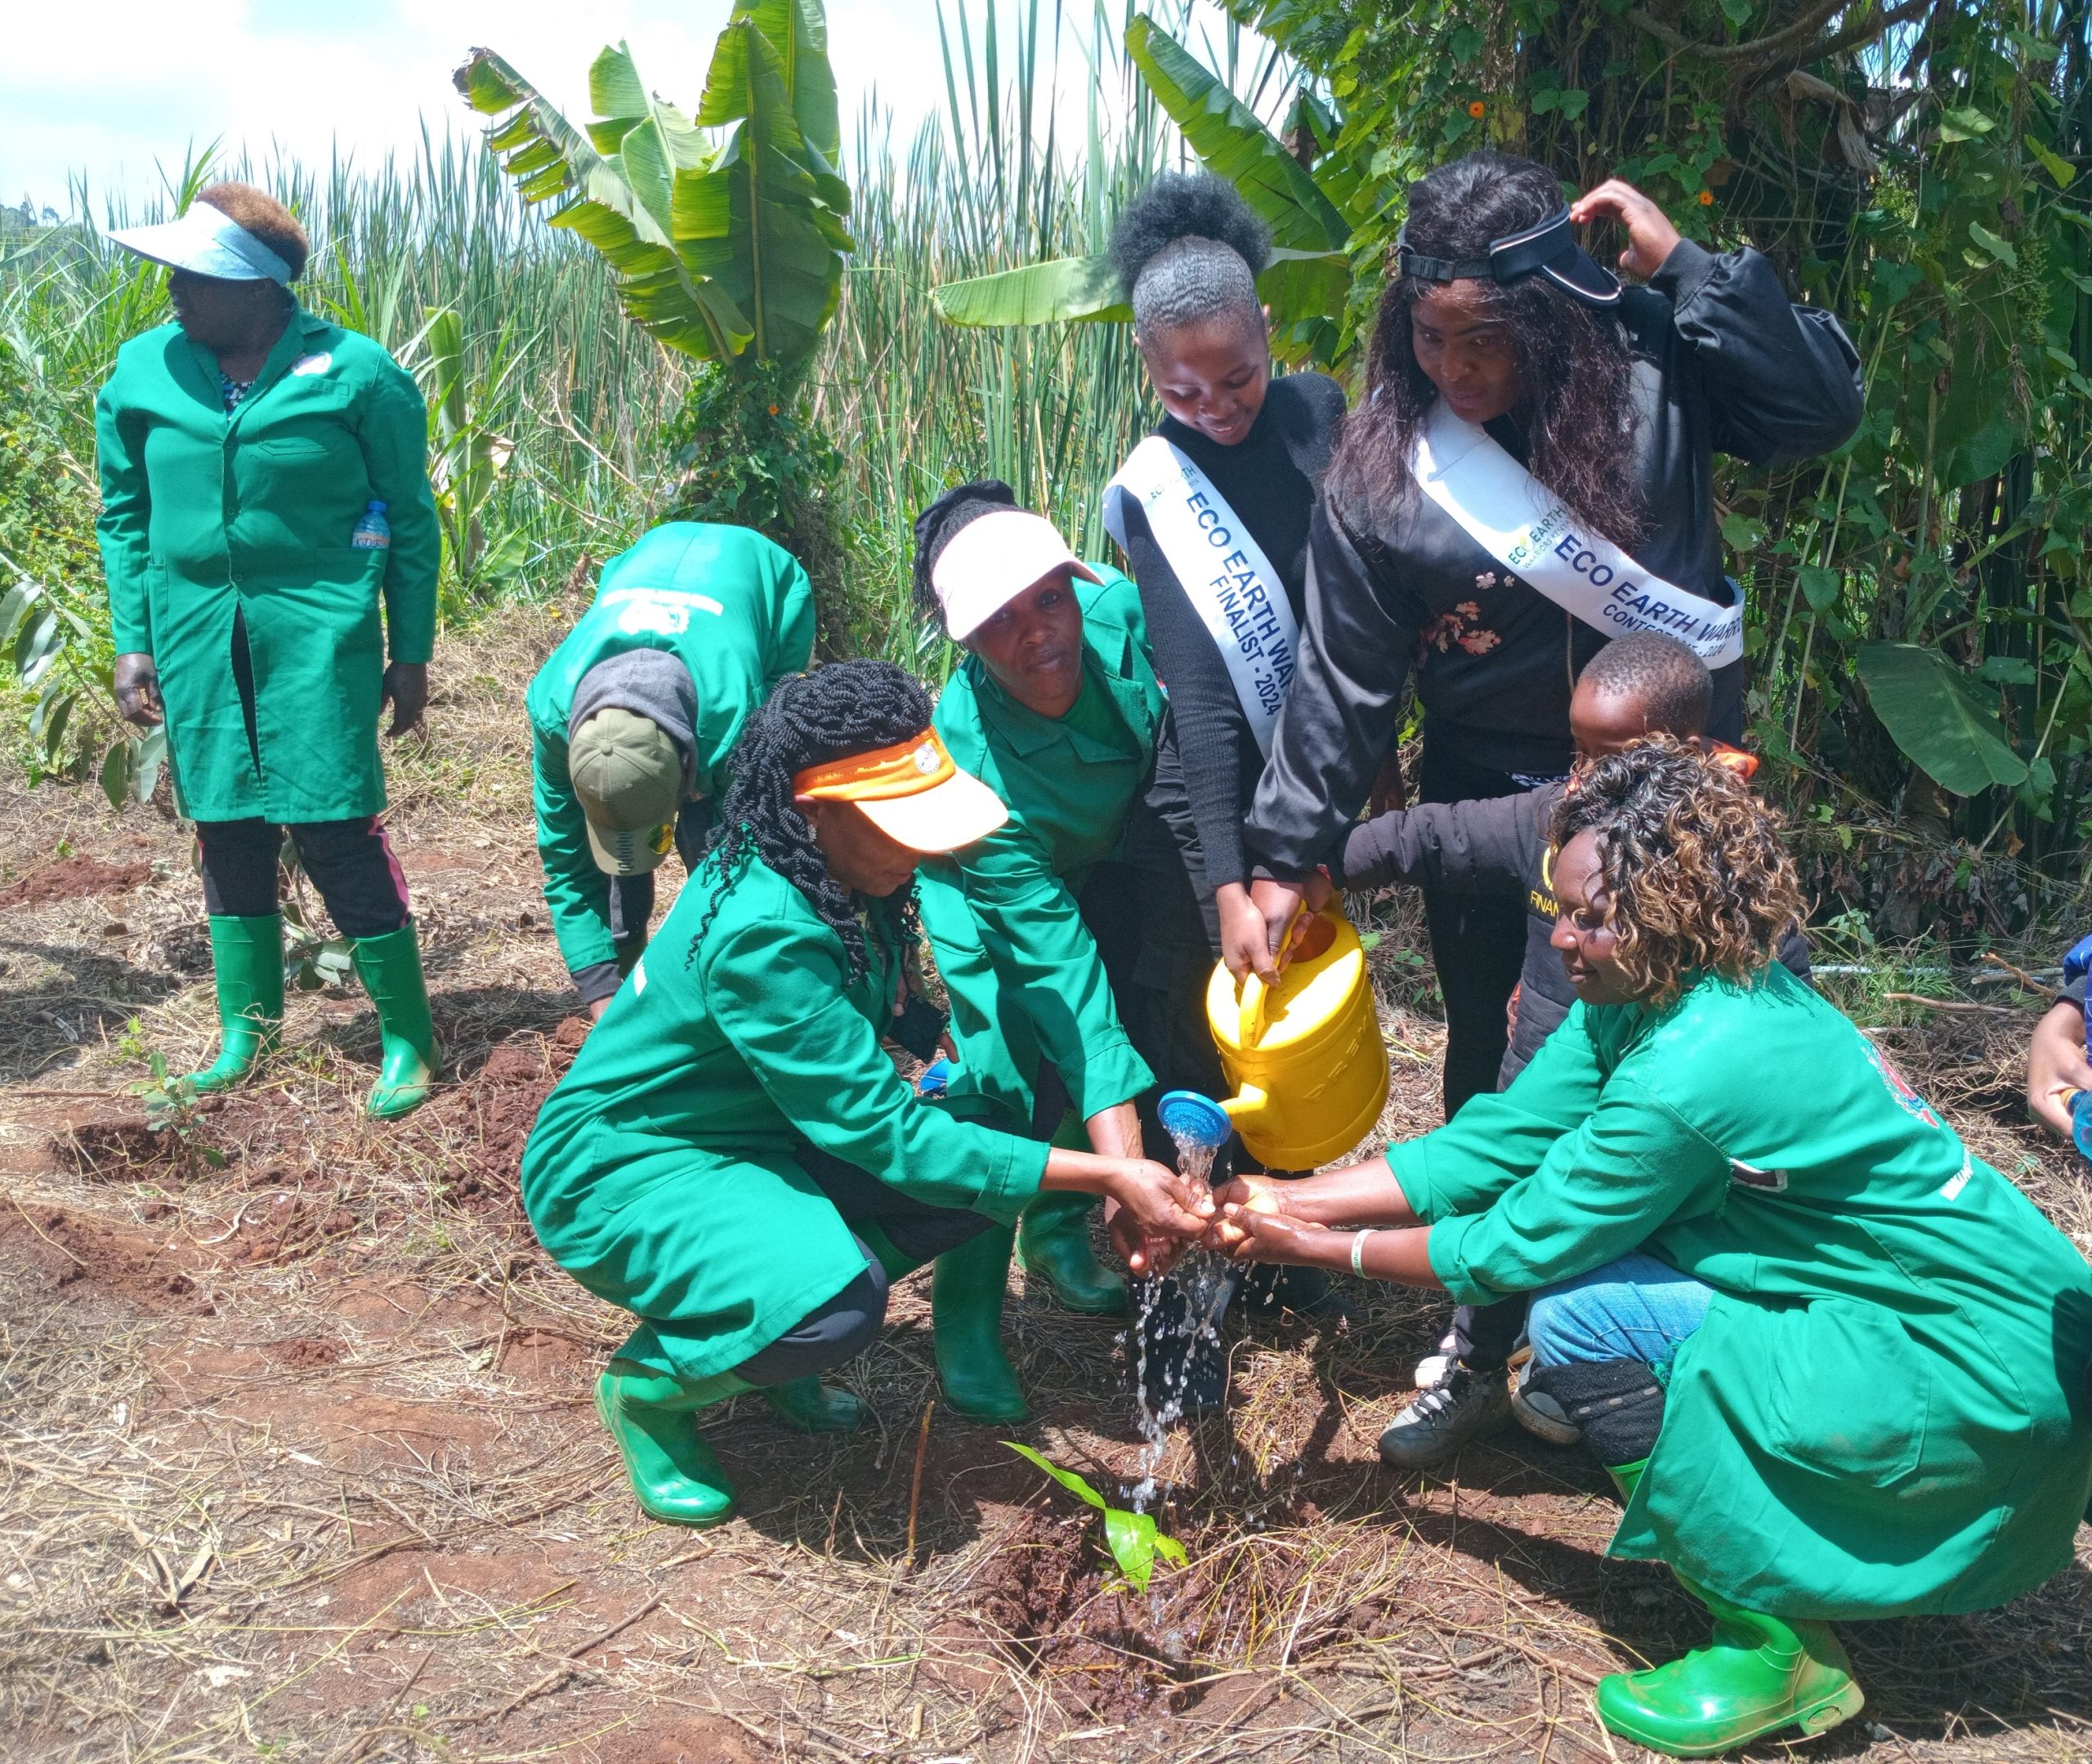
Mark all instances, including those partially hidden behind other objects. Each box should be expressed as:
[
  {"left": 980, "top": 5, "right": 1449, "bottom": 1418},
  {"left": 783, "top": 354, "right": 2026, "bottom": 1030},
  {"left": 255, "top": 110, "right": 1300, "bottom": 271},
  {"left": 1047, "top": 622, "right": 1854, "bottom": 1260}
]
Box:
[{"left": 1553, "top": 735, "right": 1803, "bottom": 1005}]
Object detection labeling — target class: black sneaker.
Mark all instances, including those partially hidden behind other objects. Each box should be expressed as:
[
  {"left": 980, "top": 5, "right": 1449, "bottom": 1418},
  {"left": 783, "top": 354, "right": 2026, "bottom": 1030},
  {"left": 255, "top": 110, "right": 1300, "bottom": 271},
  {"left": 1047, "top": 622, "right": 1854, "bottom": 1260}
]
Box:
[{"left": 1377, "top": 1363, "right": 1513, "bottom": 1470}]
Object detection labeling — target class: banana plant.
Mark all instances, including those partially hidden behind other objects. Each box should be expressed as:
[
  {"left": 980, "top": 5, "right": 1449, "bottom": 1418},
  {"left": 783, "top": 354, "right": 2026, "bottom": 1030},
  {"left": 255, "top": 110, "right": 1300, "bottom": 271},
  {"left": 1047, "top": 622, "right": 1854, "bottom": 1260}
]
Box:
[
  {"left": 454, "top": 0, "right": 851, "bottom": 369},
  {"left": 932, "top": 13, "right": 1352, "bottom": 367}
]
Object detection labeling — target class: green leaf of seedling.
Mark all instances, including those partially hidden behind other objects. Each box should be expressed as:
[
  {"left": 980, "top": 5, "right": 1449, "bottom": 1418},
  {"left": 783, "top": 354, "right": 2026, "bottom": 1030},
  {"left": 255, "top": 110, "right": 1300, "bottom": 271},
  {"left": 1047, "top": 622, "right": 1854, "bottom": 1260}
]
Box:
[
  {"left": 1004, "top": 1441, "right": 1106, "bottom": 1511},
  {"left": 1103, "top": 1507, "right": 1157, "bottom": 1589},
  {"left": 1968, "top": 222, "right": 2018, "bottom": 269}
]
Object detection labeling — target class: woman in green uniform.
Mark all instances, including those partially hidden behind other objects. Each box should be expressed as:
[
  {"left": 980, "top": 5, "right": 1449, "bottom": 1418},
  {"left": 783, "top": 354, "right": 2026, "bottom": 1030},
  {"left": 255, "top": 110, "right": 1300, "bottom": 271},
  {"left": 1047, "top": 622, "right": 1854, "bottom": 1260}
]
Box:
[
  {"left": 526, "top": 521, "right": 815, "bottom": 1016},
  {"left": 96, "top": 183, "right": 443, "bottom": 1117},
  {"left": 1211, "top": 739, "right": 2092, "bottom": 1757},
  {"left": 521, "top": 661, "right": 1211, "bottom": 1528},
  {"left": 910, "top": 483, "right": 1194, "bottom": 1422}
]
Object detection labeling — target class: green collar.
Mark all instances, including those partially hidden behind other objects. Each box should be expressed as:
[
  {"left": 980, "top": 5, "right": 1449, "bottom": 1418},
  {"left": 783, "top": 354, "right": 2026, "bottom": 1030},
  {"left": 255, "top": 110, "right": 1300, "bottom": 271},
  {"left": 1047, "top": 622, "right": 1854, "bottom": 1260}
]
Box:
[
  {"left": 969, "top": 641, "right": 1143, "bottom": 762},
  {"left": 180, "top": 303, "right": 329, "bottom": 427}
]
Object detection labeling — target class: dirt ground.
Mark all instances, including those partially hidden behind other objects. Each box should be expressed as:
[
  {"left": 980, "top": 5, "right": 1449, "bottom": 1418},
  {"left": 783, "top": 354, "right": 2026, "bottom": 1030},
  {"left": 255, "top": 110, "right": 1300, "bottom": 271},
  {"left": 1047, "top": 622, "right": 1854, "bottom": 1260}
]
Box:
[{"left": 3, "top": 610, "right": 2090, "bottom": 1764}]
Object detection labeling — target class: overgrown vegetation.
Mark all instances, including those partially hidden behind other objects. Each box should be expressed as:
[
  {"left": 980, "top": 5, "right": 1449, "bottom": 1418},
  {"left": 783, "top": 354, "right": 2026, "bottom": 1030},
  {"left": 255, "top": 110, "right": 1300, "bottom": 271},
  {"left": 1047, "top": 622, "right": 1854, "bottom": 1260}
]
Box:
[
  {"left": 4, "top": 0, "right": 2091, "bottom": 942},
  {"left": 1228, "top": 0, "right": 2092, "bottom": 902}
]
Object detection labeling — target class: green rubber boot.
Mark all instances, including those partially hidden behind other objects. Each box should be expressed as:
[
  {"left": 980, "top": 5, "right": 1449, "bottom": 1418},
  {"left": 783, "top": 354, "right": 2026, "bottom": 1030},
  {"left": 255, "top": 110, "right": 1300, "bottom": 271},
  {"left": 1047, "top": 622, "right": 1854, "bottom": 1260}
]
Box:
[
  {"left": 189, "top": 915, "right": 284, "bottom": 1093},
  {"left": 760, "top": 1375, "right": 867, "bottom": 1433},
  {"left": 595, "top": 1360, "right": 749, "bottom": 1527},
  {"left": 1016, "top": 1191, "right": 1128, "bottom": 1315},
  {"left": 349, "top": 923, "right": 441, "bottom": 1120},
  {"left": 932, "top": 1226, "right": 1030, "bottom": 1423},
  {"left": 1595, "top": 1462, "right": 1865, "bottom": 1757}
]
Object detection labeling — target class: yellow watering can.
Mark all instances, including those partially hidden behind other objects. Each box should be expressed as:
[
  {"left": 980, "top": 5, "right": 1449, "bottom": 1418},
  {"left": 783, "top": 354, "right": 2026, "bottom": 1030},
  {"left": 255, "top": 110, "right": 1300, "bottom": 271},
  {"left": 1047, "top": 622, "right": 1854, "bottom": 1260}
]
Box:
[{"left": 1160, "top": 905, "right": 1389, "bottom": 1171}]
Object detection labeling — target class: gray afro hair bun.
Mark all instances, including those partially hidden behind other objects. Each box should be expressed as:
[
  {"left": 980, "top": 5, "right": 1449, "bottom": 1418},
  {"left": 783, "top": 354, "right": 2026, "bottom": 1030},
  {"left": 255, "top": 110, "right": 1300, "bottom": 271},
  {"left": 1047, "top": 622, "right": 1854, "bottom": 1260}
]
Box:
[{"left": 1108, "top": 172, "right": 1271, "bottom": 337}]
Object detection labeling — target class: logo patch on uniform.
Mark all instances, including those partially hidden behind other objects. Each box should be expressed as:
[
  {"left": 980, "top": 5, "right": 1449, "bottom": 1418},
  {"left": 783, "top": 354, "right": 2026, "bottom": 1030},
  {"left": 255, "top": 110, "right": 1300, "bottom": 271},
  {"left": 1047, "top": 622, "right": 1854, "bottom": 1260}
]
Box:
[
  {"left": 1861, "top": 1039, "right": 1945, "bottom": 1130},
  {"left": 289, "top": 351, "right": 333, "bottom": 377},
  {"left": 1728, "top": 1159, "right": 1789, "bottom": 1193},
  {"left": 913, "top": 743, "right": 940, "bottom": 775}
]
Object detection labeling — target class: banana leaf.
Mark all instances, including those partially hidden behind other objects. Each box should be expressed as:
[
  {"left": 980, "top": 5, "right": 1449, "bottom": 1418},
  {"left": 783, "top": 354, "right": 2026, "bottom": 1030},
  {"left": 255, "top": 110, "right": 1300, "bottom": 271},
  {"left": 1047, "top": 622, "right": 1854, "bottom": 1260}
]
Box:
[
  {"left": 1125, "top": 13, "right": 1348, "bottom": 253},
  {"left": 454, "top": 47, "right": 753, "bottom": 363},
  {"left": 455, "top": 1, "right": 850, "bottom": 369},
  {"left": 932, "top": 245, "right": 1343, "bottom": 334},
  {"left": 932, "top": 255, "right": 1132, "bottom": 326},
  {"left": 1856, "top": 641, "right": 2029, "bottom": 796}
]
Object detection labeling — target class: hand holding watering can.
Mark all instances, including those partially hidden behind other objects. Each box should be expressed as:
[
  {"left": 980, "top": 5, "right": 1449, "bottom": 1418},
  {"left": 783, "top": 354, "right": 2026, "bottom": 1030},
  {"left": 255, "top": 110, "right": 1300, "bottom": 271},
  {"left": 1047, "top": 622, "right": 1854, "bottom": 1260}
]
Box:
[{"left": 1163, "top": 892, "right": 1391, "bottom": 1175}]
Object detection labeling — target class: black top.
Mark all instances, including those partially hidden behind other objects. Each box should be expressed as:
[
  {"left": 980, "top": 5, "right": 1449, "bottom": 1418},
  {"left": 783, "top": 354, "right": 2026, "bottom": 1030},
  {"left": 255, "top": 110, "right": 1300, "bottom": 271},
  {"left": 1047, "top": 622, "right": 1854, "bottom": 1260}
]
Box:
[
  {"left": 1117, "top": 370, "right": 1347, "bottom": 891},
  {"left": 1334, "top": 781, "right": 1811, "bottom": 1087},
  {"left": 1246, "top": 239, "right": 1865, "bottom": 876}
]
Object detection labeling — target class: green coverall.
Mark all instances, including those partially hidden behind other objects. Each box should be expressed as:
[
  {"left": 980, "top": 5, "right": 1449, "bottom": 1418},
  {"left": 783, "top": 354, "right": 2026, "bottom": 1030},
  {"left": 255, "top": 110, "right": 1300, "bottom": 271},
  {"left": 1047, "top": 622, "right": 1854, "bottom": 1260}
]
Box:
[
  {"left": 521, "top": 852, "right": 1049, "bottom": 1383},
  {"left": 525, "top": 523, "right": 816, "bottom": 984},
  {"left": 1391, "top": 960, "right": 2092, "bottom": 1620},
  {"left": 95, "top": 308, "right": 439, "bottom": 822},
  {"left": 917, "top": 566, "right": 1164, "bottom": 1133}
]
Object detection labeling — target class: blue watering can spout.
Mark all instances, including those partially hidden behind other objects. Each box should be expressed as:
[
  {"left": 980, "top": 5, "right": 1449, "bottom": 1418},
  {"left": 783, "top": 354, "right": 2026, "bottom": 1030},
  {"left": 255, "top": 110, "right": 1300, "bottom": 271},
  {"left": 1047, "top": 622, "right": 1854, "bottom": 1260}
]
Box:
[{"left": 1158, "top": 1088, "right": 1232, "bottom": 1151}]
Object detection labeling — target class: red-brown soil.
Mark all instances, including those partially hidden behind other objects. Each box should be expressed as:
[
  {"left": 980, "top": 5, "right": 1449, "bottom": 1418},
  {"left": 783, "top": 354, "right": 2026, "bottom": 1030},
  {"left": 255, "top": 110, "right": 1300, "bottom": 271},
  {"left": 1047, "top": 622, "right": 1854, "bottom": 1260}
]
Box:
[{"left": 2, "top": 615, "right": 2087, "bottom": 1762}]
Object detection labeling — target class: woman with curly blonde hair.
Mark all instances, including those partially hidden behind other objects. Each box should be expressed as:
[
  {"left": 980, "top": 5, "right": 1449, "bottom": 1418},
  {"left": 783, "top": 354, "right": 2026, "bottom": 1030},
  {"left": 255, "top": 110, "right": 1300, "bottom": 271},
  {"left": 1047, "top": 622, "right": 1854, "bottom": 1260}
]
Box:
[{"left": 1205, "top": 739, "right": 2092, "bottom": 1757}]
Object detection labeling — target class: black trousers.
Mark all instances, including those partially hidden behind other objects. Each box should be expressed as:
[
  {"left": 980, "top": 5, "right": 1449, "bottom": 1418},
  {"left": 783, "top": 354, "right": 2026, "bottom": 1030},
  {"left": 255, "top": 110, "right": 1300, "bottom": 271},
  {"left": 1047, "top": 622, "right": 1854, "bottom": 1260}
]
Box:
[
  {"left": 195, "top": 816, "right": 411, "bottom": 940},
  {"left": 1418, "top": 740, "right": 1549, "bottom": 1119},
  {"left": 732, "top": 1144, "right": 990, "bottom": 1387}
]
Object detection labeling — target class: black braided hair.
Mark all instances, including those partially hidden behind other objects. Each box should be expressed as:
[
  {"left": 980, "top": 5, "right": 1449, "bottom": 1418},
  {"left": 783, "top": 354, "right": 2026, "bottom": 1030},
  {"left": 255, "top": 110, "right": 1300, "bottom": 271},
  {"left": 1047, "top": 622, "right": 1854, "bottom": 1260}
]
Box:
[
  {"left": 692, "top": 661, "right": 934, "bottom": 980},
  {"left": 1108, "top": 172, "right": 1270, "bottom": 339},
  {"left": 910, "top": 478, "right": 1020, "bottom": 622}
]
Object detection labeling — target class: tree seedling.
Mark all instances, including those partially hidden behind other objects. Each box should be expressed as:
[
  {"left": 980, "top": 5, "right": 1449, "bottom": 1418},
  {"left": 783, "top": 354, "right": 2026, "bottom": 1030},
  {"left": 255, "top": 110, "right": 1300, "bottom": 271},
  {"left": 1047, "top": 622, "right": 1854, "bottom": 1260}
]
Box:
[
  {"left": 129, "top": 1052, "right": 226, "bottom": 1178},
  {"left": 1004, "top": 1442, "right": 1187, "bottom": 1592}
]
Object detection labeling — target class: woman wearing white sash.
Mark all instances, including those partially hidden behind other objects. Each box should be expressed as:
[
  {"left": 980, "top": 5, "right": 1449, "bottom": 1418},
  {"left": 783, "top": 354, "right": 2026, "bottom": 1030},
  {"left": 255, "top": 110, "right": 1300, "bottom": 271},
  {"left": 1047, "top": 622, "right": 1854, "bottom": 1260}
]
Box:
[
  {"left": 1101, "top": 175, "right": 1351, "bottom": 1383},
  {"left": 1240, "top": 152, "right": 1862, "bottom": 1120}
]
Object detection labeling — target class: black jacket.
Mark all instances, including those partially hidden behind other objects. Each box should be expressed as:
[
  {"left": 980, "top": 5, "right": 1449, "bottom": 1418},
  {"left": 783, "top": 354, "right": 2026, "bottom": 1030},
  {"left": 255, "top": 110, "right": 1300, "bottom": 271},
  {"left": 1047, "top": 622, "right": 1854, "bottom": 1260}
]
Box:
[
  {"left": 1335, "top": 780, "right": 1813, "bottom": 1087},
  {"left": 1247, "top": 240, "right": 1863, "bottom": 875},
  {"left": 1120, "top": 371, "right": 1347, "bottom": 892}
]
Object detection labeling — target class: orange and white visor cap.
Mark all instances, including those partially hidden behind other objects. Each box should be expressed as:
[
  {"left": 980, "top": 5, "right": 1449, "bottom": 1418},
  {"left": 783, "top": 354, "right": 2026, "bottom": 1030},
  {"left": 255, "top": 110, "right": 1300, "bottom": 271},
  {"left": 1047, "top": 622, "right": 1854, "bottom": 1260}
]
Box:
[
  {"left": 793, "top": 729, "right": 1010, "bottom": 854},
  {"left": 929, "top": 508, "right": 1101, "bottom": 641}
]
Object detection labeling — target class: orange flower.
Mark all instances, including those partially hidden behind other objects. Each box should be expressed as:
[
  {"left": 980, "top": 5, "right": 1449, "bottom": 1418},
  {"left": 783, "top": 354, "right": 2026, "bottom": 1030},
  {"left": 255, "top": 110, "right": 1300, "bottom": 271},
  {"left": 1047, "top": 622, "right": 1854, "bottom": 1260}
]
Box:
[
  {"left": 767, "top": 404, "right": 780, "bottom": 415},
  {"left": 1467, "top": 100, "right": 1486, "bottom": 118},
  {"left": 1698, "top": 190, "right": 1714, "bottom": 206}
]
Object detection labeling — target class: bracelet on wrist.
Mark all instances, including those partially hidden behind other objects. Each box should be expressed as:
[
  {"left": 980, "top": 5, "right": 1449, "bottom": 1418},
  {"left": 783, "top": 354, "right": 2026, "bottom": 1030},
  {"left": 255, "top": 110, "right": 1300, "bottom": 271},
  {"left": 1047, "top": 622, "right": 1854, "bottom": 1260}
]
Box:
[{"left": 1350, "top": 1227, "right": 1375, "bottom": 1276}]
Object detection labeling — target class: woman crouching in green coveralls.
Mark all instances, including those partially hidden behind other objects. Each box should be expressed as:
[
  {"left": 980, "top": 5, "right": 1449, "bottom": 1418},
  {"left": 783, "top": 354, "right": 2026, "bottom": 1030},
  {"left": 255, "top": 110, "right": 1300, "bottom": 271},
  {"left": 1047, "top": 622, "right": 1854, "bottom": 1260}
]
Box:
[
  {"left": 910, "top": 482, "right": 1205, "bottom": 1422},
  {"left": 521, "top": 661, "right": 1213, "bottom": 1526},
  {"left": 1212, "top": 739, "right": 2092, "bottom": 1757}
]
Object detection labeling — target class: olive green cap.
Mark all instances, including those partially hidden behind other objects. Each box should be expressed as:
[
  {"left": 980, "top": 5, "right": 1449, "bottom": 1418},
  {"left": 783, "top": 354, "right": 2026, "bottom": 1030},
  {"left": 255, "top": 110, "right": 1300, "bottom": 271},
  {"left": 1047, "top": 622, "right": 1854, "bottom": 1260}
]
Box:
[{"left": 570, "top": 706, "right": 682, "bottom": 875}]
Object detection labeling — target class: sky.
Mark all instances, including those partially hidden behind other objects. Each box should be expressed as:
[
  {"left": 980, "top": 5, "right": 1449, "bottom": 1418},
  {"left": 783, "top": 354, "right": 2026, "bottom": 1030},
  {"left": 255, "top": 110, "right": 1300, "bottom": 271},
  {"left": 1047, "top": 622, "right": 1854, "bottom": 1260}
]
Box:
[{"left": 1, "top": 1, "right": 1271, "bottom": 219}]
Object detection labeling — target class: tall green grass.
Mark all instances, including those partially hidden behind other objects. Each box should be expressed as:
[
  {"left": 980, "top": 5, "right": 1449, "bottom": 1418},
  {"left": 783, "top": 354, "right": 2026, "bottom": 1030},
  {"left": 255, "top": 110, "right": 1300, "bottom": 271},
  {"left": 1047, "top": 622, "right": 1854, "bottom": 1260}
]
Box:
[{"left": 0, "top": 0, "right": 1292, "bottom": 703}]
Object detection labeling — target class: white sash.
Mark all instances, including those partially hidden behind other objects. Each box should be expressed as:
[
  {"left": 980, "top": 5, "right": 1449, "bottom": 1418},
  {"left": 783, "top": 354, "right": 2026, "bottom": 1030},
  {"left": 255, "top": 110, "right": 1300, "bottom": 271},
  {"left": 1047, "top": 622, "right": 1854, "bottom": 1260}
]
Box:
[
  {"left": 1412, "top": 401, "right": 1743, "bottom": 666},
  {"left": 1103, "top": 435, "right": 1300, "bottom": 756}
]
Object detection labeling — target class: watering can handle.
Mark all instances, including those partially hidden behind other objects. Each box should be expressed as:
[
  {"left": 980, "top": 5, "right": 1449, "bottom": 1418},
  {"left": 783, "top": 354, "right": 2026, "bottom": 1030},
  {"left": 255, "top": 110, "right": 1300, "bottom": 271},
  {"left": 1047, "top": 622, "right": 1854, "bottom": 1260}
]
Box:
[{"left": 1237, "top": 900, "right": 1306, "bottom": 1050}]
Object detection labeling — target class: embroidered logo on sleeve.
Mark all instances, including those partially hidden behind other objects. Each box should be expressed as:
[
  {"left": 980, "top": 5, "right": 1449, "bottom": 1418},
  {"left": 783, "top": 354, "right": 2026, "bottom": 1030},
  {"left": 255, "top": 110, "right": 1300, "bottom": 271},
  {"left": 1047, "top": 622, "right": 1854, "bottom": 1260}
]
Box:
[{"left": 289, "top": 352, "right": 333, "bottom": 377}]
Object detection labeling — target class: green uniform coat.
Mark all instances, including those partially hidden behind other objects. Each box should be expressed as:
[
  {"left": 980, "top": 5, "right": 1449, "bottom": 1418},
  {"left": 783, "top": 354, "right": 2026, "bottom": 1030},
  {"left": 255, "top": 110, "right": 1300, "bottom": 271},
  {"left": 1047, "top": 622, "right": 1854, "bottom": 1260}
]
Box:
[
  {"left": 520, "top": 854, "right": 1049, "bottom": 1381},
  {"left": 1390, "top": 962, "right": 2092, "bottom": 1620},
  {"left": 917, "top": 568, "right": 1166, "bottom": 1134},
  {"left": 524, "top": 525, "right": 816, "bottom": 979},
  {"left": 95, "top": 308, "right": 439, "bottom": 823}
]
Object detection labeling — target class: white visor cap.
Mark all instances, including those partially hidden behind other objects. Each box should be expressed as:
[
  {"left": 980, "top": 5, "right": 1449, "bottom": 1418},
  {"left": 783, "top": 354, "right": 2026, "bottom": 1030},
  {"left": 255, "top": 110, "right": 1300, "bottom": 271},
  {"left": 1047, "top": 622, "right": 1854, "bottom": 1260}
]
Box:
[
  {"left": 930, "top": 508, "right": 1101, "bottom": 642},
  {"left": 109, "top": 202, "right": 294, "bottom": 285}
]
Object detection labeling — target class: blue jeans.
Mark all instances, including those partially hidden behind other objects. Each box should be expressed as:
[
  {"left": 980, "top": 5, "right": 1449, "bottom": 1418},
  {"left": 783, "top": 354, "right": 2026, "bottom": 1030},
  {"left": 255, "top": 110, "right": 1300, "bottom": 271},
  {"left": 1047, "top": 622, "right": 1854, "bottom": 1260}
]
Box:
[{"left": 1527, "top": 1253, "right": 1714, "bottom": 1369}]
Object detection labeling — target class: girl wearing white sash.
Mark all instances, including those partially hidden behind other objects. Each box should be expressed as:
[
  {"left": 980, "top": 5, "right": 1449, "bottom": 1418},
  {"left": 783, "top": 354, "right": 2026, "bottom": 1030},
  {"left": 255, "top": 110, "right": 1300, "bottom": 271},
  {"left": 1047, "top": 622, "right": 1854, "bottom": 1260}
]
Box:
[
  {"left": 1240, "top": 152, "right": 1861, "bottom": 1122},
  {"left": 1101, "top": 174, "right": 1351, "bottom": 1396}
]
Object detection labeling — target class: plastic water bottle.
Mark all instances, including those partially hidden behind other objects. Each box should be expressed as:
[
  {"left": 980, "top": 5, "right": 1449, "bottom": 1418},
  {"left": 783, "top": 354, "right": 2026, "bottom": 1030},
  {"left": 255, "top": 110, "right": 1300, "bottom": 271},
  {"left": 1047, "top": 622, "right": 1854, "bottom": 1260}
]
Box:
[{"left": 351, "top": 500, "right": 391, "bottom": 549}]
